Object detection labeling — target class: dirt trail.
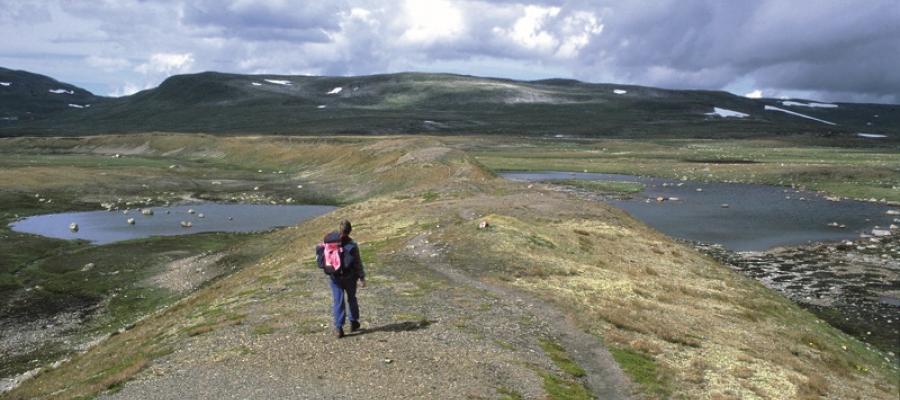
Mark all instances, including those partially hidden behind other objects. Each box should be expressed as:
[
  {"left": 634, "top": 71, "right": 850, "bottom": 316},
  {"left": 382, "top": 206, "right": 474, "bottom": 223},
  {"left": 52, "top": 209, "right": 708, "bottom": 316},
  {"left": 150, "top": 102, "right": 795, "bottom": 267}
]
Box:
[
  {"left": 93, "top": 231, "right": 632, "bottom": 400},
  {"left": 405, "top": 234, "right": 632, "bottom": 399}
]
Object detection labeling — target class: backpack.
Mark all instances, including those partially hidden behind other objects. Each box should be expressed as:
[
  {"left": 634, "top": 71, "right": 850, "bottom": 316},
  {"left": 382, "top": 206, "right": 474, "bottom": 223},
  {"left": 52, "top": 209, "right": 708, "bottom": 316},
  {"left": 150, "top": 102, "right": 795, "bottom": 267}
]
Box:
[{"left": 317, "top": 231, "right": 343, "bottom": 275}]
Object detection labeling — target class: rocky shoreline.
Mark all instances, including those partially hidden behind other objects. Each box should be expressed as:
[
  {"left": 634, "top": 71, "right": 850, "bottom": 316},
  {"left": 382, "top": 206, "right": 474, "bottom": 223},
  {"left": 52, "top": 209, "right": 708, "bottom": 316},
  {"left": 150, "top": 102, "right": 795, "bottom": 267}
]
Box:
[
  {"left": 544, "top": 180, "right": 898, "bottom": 359},
  {"left": 694, "top": 235, "right": 899, "bottom": 358}
]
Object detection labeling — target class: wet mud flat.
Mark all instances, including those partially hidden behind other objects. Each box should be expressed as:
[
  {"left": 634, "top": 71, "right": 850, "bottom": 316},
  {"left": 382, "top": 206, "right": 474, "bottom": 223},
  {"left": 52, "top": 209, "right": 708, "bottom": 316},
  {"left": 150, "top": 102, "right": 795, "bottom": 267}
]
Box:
[{"left": 696, "top": 235, "right": 900, "bottom": 356}]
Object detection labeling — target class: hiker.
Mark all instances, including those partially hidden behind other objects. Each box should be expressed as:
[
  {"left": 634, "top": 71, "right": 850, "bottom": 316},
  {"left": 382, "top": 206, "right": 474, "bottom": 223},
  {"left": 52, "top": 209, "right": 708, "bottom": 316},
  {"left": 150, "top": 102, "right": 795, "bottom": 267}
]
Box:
[{"left": 316, "top": 220, "right": 366, "bottom": 338}]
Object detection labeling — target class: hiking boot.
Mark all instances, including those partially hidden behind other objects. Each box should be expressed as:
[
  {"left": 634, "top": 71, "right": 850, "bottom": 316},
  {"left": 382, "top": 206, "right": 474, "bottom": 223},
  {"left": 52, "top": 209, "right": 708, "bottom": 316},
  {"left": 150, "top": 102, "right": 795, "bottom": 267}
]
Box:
[
  {"left": 350, "top": 321, "right": 361, "bottom": 333},
  {"left": 335, "top": 327, "right": 345, "bottom": 338}
]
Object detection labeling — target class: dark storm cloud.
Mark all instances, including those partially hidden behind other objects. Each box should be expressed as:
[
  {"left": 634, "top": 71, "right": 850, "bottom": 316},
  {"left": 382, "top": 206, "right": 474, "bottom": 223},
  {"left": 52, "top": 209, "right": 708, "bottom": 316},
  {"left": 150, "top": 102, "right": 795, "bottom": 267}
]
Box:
[
  {"left": 573, "top": 0, "right": 900, "bottom": 102},
  {"left": 182, "top": 1, "right": 347, "bottom": 42},
  {"left": 1, "top": 0, "right": 897, "bottom": 103}
]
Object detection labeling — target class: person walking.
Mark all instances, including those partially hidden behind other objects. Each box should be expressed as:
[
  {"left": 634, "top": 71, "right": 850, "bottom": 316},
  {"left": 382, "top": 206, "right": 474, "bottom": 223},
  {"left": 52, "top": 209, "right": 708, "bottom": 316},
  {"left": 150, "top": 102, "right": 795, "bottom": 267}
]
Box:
[{"left": 316, "top": 220, "right": 366, "bottom": 338}]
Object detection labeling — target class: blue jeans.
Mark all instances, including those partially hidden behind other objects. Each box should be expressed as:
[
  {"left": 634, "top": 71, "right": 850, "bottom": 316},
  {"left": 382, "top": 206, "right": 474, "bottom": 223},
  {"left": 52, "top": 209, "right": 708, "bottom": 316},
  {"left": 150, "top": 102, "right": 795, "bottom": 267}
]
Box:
[{"left": 328, "top": 277, "right": 359, "bottom": 328}]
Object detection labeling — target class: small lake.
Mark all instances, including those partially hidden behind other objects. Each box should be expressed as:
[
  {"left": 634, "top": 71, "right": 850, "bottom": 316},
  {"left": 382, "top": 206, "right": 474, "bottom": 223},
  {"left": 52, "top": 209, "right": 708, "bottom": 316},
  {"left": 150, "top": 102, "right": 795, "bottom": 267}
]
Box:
[
  {"left": 9, "top": 203, "right": 336, "bottom": 245},
  {"left": 503, "top": 171, "right": 897, "bottom": 251}
]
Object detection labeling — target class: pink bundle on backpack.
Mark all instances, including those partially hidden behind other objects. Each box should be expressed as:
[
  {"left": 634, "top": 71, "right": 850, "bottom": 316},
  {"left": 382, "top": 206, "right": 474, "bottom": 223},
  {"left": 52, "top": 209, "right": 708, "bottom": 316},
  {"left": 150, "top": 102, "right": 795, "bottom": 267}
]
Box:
[{"left": 322, "top": 242, "right": 342, "bottom": 271}]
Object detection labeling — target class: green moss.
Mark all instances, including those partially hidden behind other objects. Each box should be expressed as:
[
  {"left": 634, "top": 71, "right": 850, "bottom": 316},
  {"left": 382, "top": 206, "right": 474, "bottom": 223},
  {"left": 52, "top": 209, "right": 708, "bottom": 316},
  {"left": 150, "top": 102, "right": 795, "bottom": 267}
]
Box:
[
  {"left": 253, "top": 323, "right": 275, "bottom": 335},
  {"left": 421, "top": 191, "right": 440, "bottom": 202},
  {"left": 497, "top": 386, "right": 524, "bottom": 400},
  {"left": 608, "top": 346, "right": 672, "bottom": 398},
  {"left": 540, "top": 338, "right": 587, "bottom": 378},
  {"left": 540, "top": 372, "right": 593, "bottom": 400}
]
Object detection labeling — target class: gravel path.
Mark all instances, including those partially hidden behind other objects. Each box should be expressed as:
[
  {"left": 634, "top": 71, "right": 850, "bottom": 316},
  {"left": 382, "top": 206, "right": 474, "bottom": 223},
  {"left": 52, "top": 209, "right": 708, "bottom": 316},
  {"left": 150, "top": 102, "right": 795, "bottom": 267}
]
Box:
[
  {"left": 405, "top": 234, "right": 631, "bottom": 399},
  {"left": 98, "top": 232, "right": 631, "bottom": 399}
]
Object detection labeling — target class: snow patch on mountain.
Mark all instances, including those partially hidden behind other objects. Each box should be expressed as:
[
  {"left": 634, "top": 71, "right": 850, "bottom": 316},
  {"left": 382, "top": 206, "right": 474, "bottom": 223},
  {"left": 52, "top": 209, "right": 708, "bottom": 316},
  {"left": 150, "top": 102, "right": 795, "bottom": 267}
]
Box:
[
  {"left": 49, "top": 89, "right": 74, "bottom": 94},
  {"left": 706, "top": 107, "right": 749, "bottom": 118},
  {"left": 327, "top": 87, "right": 343, "bottom": 95},
  {"left": 264, "top": 79, "right": 291, "bottom": 86},
  {"left": 764, "top": 105, "right": 836, "bottom": 125},
  {"left": 613, "top": 89, "right": 627, "bottom": 94},
  {"left": 781, "top": 101, "right": 838, "bottom": 108}
]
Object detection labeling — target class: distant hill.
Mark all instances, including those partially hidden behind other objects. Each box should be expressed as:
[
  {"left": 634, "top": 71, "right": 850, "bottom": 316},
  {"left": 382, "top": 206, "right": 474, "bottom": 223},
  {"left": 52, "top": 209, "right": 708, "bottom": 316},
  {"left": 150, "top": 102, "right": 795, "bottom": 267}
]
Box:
[
  {"left": 1, "top": 68, "right": 897, "bottom": 138},
  {"left": 0, "top": 67, "right": 104, "bottom": 123}
]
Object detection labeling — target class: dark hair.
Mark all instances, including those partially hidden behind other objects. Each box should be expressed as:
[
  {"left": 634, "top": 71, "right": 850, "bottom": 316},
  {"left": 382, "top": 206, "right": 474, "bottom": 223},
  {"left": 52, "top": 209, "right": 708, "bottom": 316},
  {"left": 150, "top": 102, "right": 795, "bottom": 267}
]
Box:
[{"left": 339, "top": 220, "right": 352, "bottom": 236}]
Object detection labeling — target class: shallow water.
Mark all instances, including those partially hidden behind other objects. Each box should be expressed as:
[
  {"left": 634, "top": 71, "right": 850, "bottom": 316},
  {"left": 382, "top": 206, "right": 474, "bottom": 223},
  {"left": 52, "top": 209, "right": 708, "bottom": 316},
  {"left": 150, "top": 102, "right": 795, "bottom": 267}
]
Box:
[
  {"left": 502, "top": 171, "right": 897, "bottom": 251},
  {"left": 10, "top": 203, "right": 336, "bottom": 245}
]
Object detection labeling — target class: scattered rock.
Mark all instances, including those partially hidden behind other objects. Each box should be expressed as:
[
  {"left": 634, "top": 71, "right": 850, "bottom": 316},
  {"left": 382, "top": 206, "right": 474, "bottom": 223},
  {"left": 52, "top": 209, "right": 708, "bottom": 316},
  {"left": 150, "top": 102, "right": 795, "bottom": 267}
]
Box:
[
  {"left": 886, "top": 210, "right": 900, "bottom": 216},
  {"left": 81, "top": 263, "right": 94, "bottom": 272},
  {"left": 141, "top": 208, "right": 153, "bottom": 216},
  {"left": 721, "top": 203, "right": 730, "bottom": 208},
  {"left": 871, "top": 229, "right": 891, "bottom": 237},
  {"left": 478, "top": 220, "right": 490, "bottom": 229},
  {"left": 127, "top": 218, "right": 135, "bottom": 225},
  {"left": 696, "top": 188, "right": 703, "bottom": 192}
]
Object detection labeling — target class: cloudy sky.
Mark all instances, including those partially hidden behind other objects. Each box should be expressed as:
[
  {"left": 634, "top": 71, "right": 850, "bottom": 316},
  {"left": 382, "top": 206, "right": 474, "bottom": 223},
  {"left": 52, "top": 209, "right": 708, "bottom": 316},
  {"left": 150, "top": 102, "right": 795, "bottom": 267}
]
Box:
[{"left": 2, "top": 0, "right": 898, "bottom": 103}]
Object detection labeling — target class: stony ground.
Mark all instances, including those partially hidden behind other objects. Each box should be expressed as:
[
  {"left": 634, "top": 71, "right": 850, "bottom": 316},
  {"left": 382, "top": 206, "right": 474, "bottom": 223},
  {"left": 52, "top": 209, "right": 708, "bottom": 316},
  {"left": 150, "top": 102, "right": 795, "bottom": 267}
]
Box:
[
  {"left": 98, "top": 232, "right": 629, "bottom": 400},
  {"left": 698, "top": 234, "right": 900, "bottom": 356}
]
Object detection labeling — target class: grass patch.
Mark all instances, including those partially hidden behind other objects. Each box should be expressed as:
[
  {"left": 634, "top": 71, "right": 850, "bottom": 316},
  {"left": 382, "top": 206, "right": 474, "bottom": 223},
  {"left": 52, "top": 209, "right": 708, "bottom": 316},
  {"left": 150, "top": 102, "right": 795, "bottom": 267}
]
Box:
[
  {"left": 540, "top": 338, "right": 587, "bottom": 377},
  {"left": 547, "top": 179, "right": 645, "bottom": 194},
  {"left": 497, "top": 386, "right": 524, "bottom": 400},
  {"left": 540, "top": 372, "right": 593, "bottom": 400},
  {"left": 609, "top": 346, "right": 672, "bottom": 398},
  {"left": 252, "top": 323, "right": 275, "bottom": 335}
]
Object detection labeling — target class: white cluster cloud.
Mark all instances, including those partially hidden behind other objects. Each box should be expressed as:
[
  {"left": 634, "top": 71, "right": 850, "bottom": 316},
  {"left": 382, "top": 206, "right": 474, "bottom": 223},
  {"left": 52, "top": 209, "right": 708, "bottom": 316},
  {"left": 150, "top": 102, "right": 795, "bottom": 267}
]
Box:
[
  {"left": 745, "top": 90, "right": 763, "bottom": 99},
  {"left": 400, "top": 0, "right": 465, "bottom": 45},
  {"left": 107, "top": 53, "right": 195, "bottom": 97},
  {"left": 0, "top": 0, "right": 896, "bottom": 103},
  {"left": 135, "top": 53, "right": 195, "bottom": 75}
]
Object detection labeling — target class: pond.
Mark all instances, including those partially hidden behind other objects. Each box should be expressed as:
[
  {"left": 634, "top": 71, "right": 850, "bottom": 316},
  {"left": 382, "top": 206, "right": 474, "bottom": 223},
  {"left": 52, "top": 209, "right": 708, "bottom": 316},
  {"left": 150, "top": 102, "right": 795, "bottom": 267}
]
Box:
[
  {"left": 9, "top": 203, "right": 336, "bottom": 245},
  {"left": 502, "top": 171, "right": 897, "bottom": 251}
]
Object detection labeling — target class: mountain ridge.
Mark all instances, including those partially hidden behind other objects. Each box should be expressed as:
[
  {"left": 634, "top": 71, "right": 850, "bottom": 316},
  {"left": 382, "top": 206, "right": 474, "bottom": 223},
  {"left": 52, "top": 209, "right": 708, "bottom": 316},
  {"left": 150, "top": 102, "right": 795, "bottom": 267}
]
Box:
[{"left": 1, "top": 67, "right": 897, "bottom": 138}]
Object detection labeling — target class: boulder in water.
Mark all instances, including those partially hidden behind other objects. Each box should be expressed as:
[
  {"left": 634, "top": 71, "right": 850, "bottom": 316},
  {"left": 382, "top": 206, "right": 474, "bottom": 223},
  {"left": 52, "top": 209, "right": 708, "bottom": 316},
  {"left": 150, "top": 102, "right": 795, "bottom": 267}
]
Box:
[
  {"left": 180, "top": 221, "right": 193, "bottom": 228},
  {"left": 69, "top": 222, "right": 79, "bottom": 232},
  {"left": 141, "top": 208, "right": 153, "bottom": 216},
  {"left": 127, "top": 218, "right": 135, "bottom": 225}
]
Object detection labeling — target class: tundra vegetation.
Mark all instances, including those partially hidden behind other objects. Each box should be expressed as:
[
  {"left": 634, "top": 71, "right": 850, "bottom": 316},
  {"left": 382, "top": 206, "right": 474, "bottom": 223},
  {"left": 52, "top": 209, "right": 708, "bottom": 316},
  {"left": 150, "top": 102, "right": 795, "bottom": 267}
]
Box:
[{"left": 0, "top": 134, "right": 897, "bottom": 399}]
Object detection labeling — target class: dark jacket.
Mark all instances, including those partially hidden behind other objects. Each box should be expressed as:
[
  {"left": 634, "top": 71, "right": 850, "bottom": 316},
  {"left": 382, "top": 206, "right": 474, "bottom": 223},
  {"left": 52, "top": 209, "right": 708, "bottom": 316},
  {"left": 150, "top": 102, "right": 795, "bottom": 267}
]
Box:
[{"left": 316, "top": 233, "right": 365, "bottom": 281}]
